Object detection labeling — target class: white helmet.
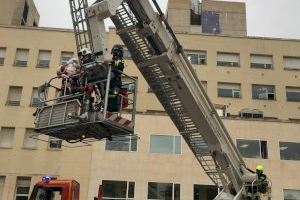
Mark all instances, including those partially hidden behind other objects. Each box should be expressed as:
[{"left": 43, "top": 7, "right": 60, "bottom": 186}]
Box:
[{"left": 78, "top": 48, "right": 92, "bottom": 56}]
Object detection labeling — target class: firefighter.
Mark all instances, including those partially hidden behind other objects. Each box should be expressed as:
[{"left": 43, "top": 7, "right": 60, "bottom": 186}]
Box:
[
  {"left": 78, "top": 48, "right": 94, "bottom": 65},
  {"left": 256, "top": 164, "right": 268, "bottom": 194},
  {"left": 106, "top": 45, "right": 125, "bottom": 112},
  {"left": 57, "top": 58, "right": 81, "bottom": 96}
]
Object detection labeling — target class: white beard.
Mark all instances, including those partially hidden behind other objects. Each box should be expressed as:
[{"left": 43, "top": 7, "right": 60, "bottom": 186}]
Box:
[{"left": 65, "top": 64, "right": 77, "bottom": 76}]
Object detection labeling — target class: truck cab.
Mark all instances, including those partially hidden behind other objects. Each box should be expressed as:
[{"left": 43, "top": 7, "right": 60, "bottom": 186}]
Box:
[{"left": 29, "top": 177, "right": 79, "bottom": 200}]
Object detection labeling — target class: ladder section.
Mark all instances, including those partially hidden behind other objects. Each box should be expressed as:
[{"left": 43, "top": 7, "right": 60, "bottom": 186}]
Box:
[
  {"left": 111, "top": 2, "right": 227, "bottom": 187},
  {"left": 69, "top": 0, "right": 93, "bottom": 52}
]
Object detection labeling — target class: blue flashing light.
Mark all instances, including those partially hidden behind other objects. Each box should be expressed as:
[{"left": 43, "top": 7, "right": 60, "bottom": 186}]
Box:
[{"left": 42, "top": 176, "right": 53, "bottom": 183}]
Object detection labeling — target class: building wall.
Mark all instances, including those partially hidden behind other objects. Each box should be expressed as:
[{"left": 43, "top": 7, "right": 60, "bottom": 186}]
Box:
[
  {"left": 0, "top": 0, "right": 39, "bottom": 26},
  {"left": 0, "top": 24, "right": 299, "bottom": 199},
  {"left": 167, "top": 0, "right": 247, "bottom": 36}
]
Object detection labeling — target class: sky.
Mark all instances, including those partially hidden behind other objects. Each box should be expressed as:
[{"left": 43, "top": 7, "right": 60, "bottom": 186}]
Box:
[{"left": 33, "top": 0, "right": 300, "bottom": 40}]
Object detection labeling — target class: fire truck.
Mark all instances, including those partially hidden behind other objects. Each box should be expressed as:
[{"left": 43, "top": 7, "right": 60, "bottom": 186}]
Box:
[{"left": 31, "top": 0, "right": 271, "bottom": 199}]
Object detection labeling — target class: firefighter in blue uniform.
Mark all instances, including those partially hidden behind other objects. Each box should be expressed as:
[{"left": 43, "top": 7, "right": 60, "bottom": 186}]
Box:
[{"left": 108, "top": 45, "right": 125, "bottom": 112}]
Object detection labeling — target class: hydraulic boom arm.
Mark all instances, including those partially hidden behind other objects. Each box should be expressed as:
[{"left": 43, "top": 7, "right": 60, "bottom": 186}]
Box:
[{"left": 71, "top": 0, "right": 271, "bottom": 199}]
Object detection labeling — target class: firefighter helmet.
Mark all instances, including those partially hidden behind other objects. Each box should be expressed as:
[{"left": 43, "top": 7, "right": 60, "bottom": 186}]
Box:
[{"left": 111, "top": 44, "right": 123, "bottom": 57}]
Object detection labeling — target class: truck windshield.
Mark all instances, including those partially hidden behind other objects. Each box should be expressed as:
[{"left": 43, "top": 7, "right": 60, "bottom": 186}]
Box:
[{"left": 31, "top": 186, "right": 62, "bottom": 200}]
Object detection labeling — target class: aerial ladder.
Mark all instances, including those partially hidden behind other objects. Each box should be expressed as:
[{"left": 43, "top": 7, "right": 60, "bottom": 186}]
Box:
[{"left": 33, "top": 0, "right": 271, "bottom": 199}]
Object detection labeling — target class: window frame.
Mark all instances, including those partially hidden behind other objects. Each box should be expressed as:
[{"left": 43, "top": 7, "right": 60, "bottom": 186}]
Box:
[
  {"left": 279, "top": 141, "right": 300, "bottom": 161},
  {"left": 15, "top": 176, "right": 31, "bottom": 200},
  {"left": 149, "top": 134, "right": 182, "bottom": 155},
  {"left": 252, "top": 84, "right": 276, "bottom": 101},
  {"left": 60, "top": 51, "right": 74, "bottom": 65},
  {"left": 217, "top": 82, "right": 241, "bottom": 98},
  {"left": 37, "top": 50, "right": 51, "bottom": 68},
  {"left": 286, "top": 86, "right": 300, "bottom": 102},
  {"left": 0, "top": 127, "right": 15, "bottom": 148},
  {"left": 105, "top": 135, "right": 138, "bottom": 152},
  {"left": 186, "top": 50, "right": 207, "bottom": 65},
  {"left": 23, "top": 128, "right": 38, "bottom": 150},
  {"left": 283, "top": 189, "right": 300, "bottom": 200},
  {"left": 6, "top": 86, "right": 23, "bottom": 106},
  {"left": 250, "top": 54, "right": 273, "bottom": 69},
  {"left": 48, "top": 137, "right": 62, "bottom": 150},
  {"left": 217, "top": 52, "right": 240, "bottom": 67},
  {"left": 102, "top": 180, "right": 135, "bottom": 200},
  {"left": 30, "top": 87, "right": 42, "bottom": 107},
  {"left": 147, "top": 182, "right": 180, "bottom": 200},
  {"left": 283, "top": 56, "right": 300, "bottom": 71},
  {"left": 14, "top": 48, "right": 29, "bottom": 67},
  {"left": 236, "top": 139, "right": 268, "bottom": 159},
  {"left": 0, "top": 47, "right": 6, "bottom": 65}
]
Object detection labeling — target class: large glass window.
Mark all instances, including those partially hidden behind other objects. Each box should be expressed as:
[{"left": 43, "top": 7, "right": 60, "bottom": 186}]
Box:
[
  {"left": 280, "top": 142, "right": 300, "bottom": 161},
  {"left": 250, "top": 54, "right": 273, "bottom": 69},
  {"left": 284, "top": 189, "right": 300, "bottom": 200},
  {"left": 15, "top": 177, "right": 31, "bottom": 200},
  {"left": 48, "top": 137, "right": 62, "bottom": 149},
  {"left": 37, "top": 50, "right": 51, "bottom": 68},
  {"left": 6, "top": 86, "right": 23, "bottom": 106},
  {"left": 217, "top": 52, "right": 240, "bottom": 67},
  {"left": 15, "top": 49, "right": 29, "bottom": 66},
  {"left": 236, "top": 139, "right": 268, "bottom": 159},
  {"left": 194, "top": 184, "right": 218, "bottom": 200},
  {"left": 284, "top": 56, "right": 300, "bottom": 71},
  {"left": 23, "top": 129, "right": 37, "bottom": 149},
  {"left": 60, "top": 52, "right": 73, "bottom": 65},
  {"left": 286, "top": 87, "right": 300, "bottom": 102},
  {"left": 102, "top": 180, "right": 134, "bottom": 200},
  {"left": 148, "top": 182, "right": 180, "bottom": 200},
  {"left": 0, "top": 48, "right": 6, "bottom": 65},
  {"left": 0, "top": 127, "right": 15, "bottom": 148},
  {"left": 150, "top": 135, "right": 181, "bottom": 154},
  {"left": 106, "top": 135, "right": 137, "bottom": 152},
  {"left": 186, "top": 51, "right": 207, "bottom": 65},
  {"left": 218, "top": 83, "right": 241, "bottom": 98},
  {"left": 252, "top": 85, "right": 275, "bottom": 100}
]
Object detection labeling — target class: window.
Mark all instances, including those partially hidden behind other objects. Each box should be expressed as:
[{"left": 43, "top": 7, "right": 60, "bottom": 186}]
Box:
[
  {"left": 15, "top": 49, "right": 29, "bottom": 66},
  {"left": 186, "top": 51, "right": 207, "bottom": 65},
  {"left": 49, "top": 137, "right": 62, "bottom": 149},
  {"left": 250, "top": 54, "right": 273, "bottom": 69},
  {"left": 23, "top": 129, "right": 37, "bottom": 149},
  {"left": 21, "top": 2, "right": 29, "bottom": 25},
  {"left": 0, "top": 48, "right": 6, "bottom": 65},
  {"left": 284, "top": 56, "right": 300, "bottom": 71},
  {"left": 218, "top": 83, "right": 241, "bottom": 98},
  {"left": 280, "top": 142, "right": 300, "bottom": 161},
  {"left": 217, "top": 52, "right": 240, "bottom": 67},
  {"left": 0, "top": 127, "right": 15, "bottom": 148},
  {"left": 190, "top": 0, "right": 201, "bottom": 25},
  {"left": 252, "top": 85, "right": 275, "bottom": 100},
  {"left": 286, "top": 87, "right": 300, "bottom": 102},
  {"left": 102, "top": 180, "right": 134, "bottom": 200},
  {"left": 122, "top": 77, "right": 136, "bottom": 93},
  {"left": 61, "top": 52, "right": 73, "bottom": 65},
  {"left": 284, "top": 189, "right": 300, "bottom": 200},
  {"left": 237, "top": 139, "right": 268, "bottom": 159},
  {"left": 123, "top": 49, "right": 132, "bottom": 59},
  {"left": 194, "top": 184, "right": 218, "bottom": 200},
  {"left": 150, "top": 135, "right": 181, "bottom": 154},
  {"left": 37, "top": 50, "right": 51, "bottom": 67},
  {"left": 6, "top": 86, "right": 22, "bottom": 106},
  {"left": 31, "top": 87, "right": 42, "bottom": 106},
  {"left": 148, "top": 182, "right": 180, "bottom": 200},
  {"left": 15, "top": 177, "right": 31, "bottom": 200},
  {"left": 0, "top": 176, "right": 5, "bottom": 199},
  {"left": 105, "top": 135, "right": 137, "bottom": 152}
]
